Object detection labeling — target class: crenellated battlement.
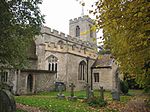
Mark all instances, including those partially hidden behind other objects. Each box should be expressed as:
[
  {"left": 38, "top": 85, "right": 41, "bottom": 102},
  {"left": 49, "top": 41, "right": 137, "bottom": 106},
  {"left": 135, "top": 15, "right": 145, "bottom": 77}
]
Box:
[
  {"left": 41, "top": 26, "right": 67, "bottom": 39},
  {"left": 69, "top": 15, "right": 94, "bottom": 24},
  {"left": 40, "top": 26, "right": 96, "bottom": 49},
  {"left": 45, "top": 40, "right": 97, "bottom": 59},
  {"left": 38, "top": 26, "right": 98, "bottom": 59}
]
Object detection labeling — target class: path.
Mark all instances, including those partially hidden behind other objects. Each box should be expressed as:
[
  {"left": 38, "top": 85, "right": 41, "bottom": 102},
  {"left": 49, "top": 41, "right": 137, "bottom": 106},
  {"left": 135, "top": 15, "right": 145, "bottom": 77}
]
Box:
[{"left": 16, "top": 103, "right": 45, "bottom": 112}]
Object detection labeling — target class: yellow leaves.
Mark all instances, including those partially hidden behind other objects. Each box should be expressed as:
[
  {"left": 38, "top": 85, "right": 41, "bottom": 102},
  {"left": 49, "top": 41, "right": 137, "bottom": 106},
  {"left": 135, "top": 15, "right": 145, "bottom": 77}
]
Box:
[
  {"left": 98, "top": 41, "right": 103, "bottom": 45},
  {"left": 80, "top": 26, "right": 97, "bottom": 36},
  {"left": 91, "top": 25, "right": 97, "bottom": 32},
  {"left": 98, "top": 55, "right": 102, "bottom": 60},
  {"left": 80, "top": 30, "right": 90, "bottom": 36},
  {"left": 92, "top": 38, "right": 96, "bottom": 42},
  {"left": 138, "top": 12, "right": 143, "bottom": 17},
  {"left": 143, "top": 41, "right": 148, "bottom": 46}
]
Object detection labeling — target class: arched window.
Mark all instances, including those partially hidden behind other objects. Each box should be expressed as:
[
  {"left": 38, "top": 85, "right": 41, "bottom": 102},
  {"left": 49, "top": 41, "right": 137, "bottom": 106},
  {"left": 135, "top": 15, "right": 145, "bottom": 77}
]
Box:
[
  {"left": 27, "top": 74, "right": 33, "bottom": 92},
  {"left": 78, "top": 60, "right": 86, "bottom": 80},
  {"left": 0, "top": 71, "right": 8, "bottom": 83},
  {"left": 76, "top": 26, "right": 80, "bottom": 37},
  {"left": 47, "top": 55, "right": 58, "bottom": 72}
]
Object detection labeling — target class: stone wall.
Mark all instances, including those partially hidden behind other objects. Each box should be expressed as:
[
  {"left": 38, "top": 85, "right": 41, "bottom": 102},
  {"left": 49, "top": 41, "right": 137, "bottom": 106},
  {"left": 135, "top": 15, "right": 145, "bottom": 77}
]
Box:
[
  {"left": 16, "top": 71, "right": 55, "bottom": 95},
  {"left": 93, "top": 62, "right": 118, "bottom": 91},
  {"left": 7, "top": 17, "right": 99, "bottom": 95},
  {"left": 33, "top": 25, "right": 97, "bottom": 92},
  {"left": 93, "top": 68, "right": 113, "bottom": 90},
  {"left": 35, "top": 73, "right": 55, "bottom": 92},
  {"left": 44, "top": 52, "right": 68, "bottom": 82},
  {"left": 69, "top": 15, "right": 96, "bottom": 44},
  {"left": 66, "top": 53, "right": 95, "bottom": 91},
  {"left": 36, "top": 26, "right": 97, "bottom": 51}
]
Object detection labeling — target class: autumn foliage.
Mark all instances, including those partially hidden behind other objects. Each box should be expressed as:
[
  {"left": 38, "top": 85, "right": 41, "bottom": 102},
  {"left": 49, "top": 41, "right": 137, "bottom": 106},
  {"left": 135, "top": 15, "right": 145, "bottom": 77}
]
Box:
[{"left": 91, "top": 0, "right": 150, "bottom": 90}]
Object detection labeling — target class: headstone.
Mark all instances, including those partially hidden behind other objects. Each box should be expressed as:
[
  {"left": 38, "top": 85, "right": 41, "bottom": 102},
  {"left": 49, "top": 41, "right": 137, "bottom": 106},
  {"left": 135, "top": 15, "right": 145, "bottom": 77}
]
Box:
[
  {"left": 89, "top": 89, "right": 94, "bottom": 98},
  {"left": 55, "top": 82, "right": 66, "bottom": 92},
  {"left": 99, "top": 86, "right": 104, "bottom": 100},
  {"left": 84, "top": 83, "right": 90, "bottom": 99},
  {"left": 111, "top": 89, "right": 120, "bottom": 101},
  {"left": 0, "top": 89, "right": 16, "bottom": 112},
  {"left": 111, "top": 71, "right": 120, "bottom": 101},
  {"left": 57, "top": 83, "right": 65, "bottom": 99},
  {"left": 68, "top": 83, "right": 77, "bottom": 101}
]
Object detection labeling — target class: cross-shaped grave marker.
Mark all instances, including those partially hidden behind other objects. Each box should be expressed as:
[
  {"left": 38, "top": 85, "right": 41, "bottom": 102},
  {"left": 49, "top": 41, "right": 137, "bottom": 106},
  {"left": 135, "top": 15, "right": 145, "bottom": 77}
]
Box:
[
  {"left": 99, "top": 86, "right": 104, "bottom": 100},
  {"left": 68, "top": 83, "right": 77, "bottom": 101},
  {"left": 84, "top": 83, "right": 90, "bottom": 99},
  {"left": 69, "top": 83, "right": 75, "bottom": 97}
]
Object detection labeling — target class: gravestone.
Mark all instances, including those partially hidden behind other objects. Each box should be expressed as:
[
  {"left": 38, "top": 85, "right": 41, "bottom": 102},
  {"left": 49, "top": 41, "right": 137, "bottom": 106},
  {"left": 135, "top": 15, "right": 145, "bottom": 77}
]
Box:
[
  {"left": 57, "top": 83, "right": 65, "bottom": 99},
  {"left": 111, "top": 71, "right": 120, "bottom": 101},
  {"left": 0, "top": 89, "right": 16, "bottom": 112},
  {"left": 89, "top": 89, "right": 94, "bottom": 98},
  {"left": 99, "top": 86, "right": 104, "bottom": 100},
  {"left": 68, "top": 83, "right": 77, "bottom": 101},
  {"left": 111, "top": 89, "right": 120, "bottom": 101},
  {"left": 84, "top": 83, "right": 90, "bottom": 99}
]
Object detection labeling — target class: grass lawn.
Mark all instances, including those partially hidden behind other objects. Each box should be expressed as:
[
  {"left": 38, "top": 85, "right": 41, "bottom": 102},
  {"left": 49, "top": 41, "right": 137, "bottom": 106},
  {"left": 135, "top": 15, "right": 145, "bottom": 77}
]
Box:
[{"left": 15, "top": 90, "right": 143, "bottom": 112}]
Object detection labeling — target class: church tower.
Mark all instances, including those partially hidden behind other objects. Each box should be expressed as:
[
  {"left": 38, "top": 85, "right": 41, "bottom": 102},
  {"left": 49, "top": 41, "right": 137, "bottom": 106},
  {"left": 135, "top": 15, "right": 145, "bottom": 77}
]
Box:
[{"left": 69, "top": 15, "right": 96, "bottom": 44}]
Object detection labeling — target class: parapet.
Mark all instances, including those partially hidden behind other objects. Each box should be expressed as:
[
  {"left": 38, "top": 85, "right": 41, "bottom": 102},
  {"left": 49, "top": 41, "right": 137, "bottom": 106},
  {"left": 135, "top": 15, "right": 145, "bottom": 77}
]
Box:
[
  {"left": 40, "top": 26, "right": 96, "bottom": 49},
  {"left": 41, "top": 26, "right": 52, "bottom": 34},
  {"left": 41, "top": 26, "right": 67, "bottom": 39},
  {"left": 69, "top": 15, "right": 94, "bottom": 24}
]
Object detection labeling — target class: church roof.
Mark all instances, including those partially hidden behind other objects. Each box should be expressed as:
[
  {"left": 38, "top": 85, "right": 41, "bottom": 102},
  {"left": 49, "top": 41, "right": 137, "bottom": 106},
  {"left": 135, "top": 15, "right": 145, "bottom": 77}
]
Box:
[{"left": 92, "top": 54, "right": 114, "bottom": 69}]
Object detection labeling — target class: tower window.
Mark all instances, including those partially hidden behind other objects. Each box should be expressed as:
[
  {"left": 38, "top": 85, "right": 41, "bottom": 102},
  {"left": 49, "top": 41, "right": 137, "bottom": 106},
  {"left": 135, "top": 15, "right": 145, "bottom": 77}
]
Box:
[{"left": 76, "top": 26, "right": 80, "bottom": 37}]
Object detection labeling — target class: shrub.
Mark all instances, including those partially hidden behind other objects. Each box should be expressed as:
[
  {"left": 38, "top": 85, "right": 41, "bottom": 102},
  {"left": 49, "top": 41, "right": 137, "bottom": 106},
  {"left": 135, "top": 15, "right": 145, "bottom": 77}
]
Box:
[
  {"left": 87, "top": 97, "right": 107, "bottom": 107},
  {"left": 120, "top": 80, "right": 129, "bottom": 95}
]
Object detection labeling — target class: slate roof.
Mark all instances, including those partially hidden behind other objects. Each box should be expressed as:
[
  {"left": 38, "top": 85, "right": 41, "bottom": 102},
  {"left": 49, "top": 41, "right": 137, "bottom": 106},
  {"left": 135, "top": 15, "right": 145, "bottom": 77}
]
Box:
[{"left": 92, "top": 54, "right": 114, "bottom": 68}]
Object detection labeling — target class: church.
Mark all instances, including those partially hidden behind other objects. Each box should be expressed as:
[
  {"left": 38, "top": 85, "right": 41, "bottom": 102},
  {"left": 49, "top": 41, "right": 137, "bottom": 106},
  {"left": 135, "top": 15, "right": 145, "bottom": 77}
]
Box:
[{"left": 0, "top": 15, "right": 119, "bottom": 95}]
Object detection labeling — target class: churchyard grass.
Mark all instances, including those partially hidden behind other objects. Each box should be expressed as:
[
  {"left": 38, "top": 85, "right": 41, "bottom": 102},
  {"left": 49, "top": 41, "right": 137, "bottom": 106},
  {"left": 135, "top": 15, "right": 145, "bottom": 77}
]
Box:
[{"left": 15, "top": 90, "right": 143, "bottom": 112}]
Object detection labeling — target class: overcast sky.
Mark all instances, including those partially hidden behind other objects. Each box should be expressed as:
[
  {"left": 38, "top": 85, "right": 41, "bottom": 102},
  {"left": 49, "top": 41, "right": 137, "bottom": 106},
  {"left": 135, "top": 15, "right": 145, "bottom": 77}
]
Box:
[{"left": 40, "top": 0, "right": 96, "bottom": 35}]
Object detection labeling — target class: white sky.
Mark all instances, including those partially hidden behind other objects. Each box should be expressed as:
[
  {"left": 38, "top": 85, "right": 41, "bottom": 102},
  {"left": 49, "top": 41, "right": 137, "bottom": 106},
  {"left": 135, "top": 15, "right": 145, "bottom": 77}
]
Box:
[
  {"left": 40, "top": 0, "right": 103, "bottom": 44},
  {"left": 40, "top": 0, "right": 96, "bottom": 35}
]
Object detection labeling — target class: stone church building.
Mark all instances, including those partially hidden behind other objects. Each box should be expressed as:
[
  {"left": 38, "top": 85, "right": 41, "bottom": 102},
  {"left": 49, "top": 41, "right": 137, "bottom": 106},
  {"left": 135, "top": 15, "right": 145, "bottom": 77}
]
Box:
[{"left": 0, "top": 16, "right": 119, "bottom": 95}]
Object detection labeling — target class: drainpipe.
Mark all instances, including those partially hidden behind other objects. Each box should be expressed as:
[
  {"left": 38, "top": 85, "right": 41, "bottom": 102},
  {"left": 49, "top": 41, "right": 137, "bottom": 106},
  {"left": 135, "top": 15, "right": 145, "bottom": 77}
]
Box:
[
  {"left": 91, "top": 67, "right": 93, "bottom": 90},
  {"left": 86, "top": 57, "right": 89, "bottom": 83}
]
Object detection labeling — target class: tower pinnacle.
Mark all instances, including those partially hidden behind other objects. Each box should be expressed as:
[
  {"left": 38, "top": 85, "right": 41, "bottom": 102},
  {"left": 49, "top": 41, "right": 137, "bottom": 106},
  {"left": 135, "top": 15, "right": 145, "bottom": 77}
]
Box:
[
  {"left": 75, "top": 0, "right": 85, "bottom": 17},
  {"left": 81, "top": 0, "right": 85, "bottom": 17}
]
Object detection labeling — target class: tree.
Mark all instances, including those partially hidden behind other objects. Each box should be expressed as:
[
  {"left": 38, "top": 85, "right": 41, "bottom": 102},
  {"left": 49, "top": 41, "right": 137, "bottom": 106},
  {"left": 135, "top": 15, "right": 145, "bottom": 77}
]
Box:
[
  {"left": 91, "top": 0, "right": 150, "bottom": 90},
  {"left": 0, "top": 0, "right": 44, "bottom": 69}
]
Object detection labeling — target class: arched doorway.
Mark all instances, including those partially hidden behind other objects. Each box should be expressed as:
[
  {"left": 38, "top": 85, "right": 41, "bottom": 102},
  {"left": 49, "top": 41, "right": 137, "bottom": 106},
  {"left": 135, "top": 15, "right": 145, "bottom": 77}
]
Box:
[{"left": 27, "top": 74, "right": 33, "bottom": 93}]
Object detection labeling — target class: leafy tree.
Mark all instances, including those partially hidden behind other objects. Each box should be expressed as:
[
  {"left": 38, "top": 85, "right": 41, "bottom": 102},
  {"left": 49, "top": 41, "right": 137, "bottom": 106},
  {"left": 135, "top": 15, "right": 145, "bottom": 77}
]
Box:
[
  {"left": 91, "top": 0, "right": 150, "bottom": 90},
  {"left": 124, "top": 72, "right": 142, "bottom": 89},
  {"left": 0, "top": 0, "right": 44, "bottom": 69}
]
